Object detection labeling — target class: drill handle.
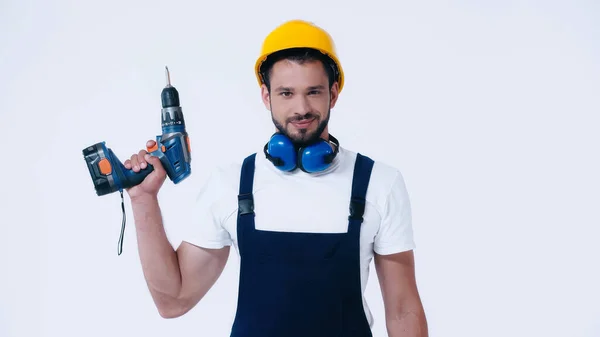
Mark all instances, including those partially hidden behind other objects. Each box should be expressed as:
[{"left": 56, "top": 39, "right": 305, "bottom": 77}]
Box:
[{"left": 107, "top": 148, "right": 155, "bottom": 190}]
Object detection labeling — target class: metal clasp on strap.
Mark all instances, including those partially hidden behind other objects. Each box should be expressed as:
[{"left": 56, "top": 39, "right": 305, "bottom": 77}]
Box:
[
  {"left": 349, "top": 196, "right": 366, "bottom": 221},
  {"left": 238, "top": 193, "right": 254, "bottom": 215}
]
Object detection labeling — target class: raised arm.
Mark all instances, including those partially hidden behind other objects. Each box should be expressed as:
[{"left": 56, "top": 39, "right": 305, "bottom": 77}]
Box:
[
  {"left": 125, "top": 140, "right": 230, "bottom": 318},
  {"left": 131, "top": 194, "right": 229, "bottom": 318}
]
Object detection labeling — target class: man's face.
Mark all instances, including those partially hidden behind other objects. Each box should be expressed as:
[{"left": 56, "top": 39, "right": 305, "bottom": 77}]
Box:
[{"left": 261, "top": 59, "right": 339, "bottom": 146}]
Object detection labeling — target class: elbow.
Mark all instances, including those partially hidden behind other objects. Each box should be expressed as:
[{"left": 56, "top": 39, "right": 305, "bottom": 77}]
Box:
[
  {"left": 156, "top": 301, "right": 190, "bottom": 319},
  {"left": 385, "top": 304, "right": 428, "bottom": 337},
  {"left": 387, "top": 300, "right": 427, "bottom": 323},
  {"left": 158, "top": 308, "right": 182, "bottom": 319},
  {"left": 150, "top": 287, "right": 203, "bottom": 319}
]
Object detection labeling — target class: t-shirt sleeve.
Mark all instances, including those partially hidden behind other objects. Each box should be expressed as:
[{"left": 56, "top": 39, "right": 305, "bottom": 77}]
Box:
[
  {"left": 373, "top": 171, "right": 416, "bottom": 255},
  {"left": 181, "top": 168, "right": 233, "bottom": 249}
]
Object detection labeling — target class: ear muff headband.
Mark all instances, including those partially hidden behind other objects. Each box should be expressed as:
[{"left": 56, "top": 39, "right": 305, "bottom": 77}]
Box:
[{"left": 263, "top": 133, "right": 340, "bottom": 173}]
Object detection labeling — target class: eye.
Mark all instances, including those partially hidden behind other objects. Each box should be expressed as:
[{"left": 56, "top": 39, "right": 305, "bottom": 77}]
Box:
[
  {"left": 279, "top": 91, "right": 292, "bottom": 97},
  {"left": 308, "top": 90, "right": 321, "bottom": 95}
]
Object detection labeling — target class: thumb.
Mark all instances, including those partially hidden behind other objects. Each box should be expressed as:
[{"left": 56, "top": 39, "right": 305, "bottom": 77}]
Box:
[{"left": 145, "top": 153, "right": 164, "bottom": 171}]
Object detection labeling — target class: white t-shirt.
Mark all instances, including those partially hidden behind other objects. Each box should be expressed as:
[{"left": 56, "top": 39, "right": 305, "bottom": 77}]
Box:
[{"left": 182, "top": 145, "right": 416, "bottom": 327}]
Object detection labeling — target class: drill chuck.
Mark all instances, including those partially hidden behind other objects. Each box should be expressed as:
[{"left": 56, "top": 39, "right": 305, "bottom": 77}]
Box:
[{"left": 161, "top": 86, "right": 180, "bottom": 108}]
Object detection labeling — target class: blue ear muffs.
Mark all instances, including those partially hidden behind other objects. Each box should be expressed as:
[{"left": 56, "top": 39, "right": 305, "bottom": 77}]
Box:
[{"left": 263, "top": 133, "right": 340, "bottom": 173}]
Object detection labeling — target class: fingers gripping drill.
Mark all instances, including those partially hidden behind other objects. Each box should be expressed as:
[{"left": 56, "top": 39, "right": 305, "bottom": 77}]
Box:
[{"left": 82, "top": 67, "right": 192, "bottom": 254}]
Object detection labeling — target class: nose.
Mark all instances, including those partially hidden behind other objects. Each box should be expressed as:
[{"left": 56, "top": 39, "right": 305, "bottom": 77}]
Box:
[{"left": 294, "top": 95, "right": 312, "bottom": 115}]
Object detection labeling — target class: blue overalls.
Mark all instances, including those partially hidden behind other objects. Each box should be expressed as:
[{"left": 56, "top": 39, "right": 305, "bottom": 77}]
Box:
[{"left": 229, "top": 152, "right": 375, "bottom": 337}]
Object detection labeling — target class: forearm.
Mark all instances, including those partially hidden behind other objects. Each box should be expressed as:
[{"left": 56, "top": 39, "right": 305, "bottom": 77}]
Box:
[
  {"left": 386, "top": 307, "right": 428, "bottom": 337},
  {"left": 131, "top": 194, "right": 182, "bottom": 305}
]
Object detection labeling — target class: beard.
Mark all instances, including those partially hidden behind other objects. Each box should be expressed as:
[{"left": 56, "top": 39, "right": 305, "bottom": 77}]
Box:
[{"left": 271, "top": 110, "right": 330, "bottom": 147}]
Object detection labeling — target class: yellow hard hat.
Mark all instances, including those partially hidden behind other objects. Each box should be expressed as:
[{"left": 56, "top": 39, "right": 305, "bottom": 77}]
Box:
[{"left": 255, "top": 20, "right": 345, "bottom": 93}]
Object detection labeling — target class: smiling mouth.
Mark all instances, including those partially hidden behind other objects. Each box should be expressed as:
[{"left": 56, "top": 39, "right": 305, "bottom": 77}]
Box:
[{"left": 290, "top": 117, "right": 315, "bottom": 128}]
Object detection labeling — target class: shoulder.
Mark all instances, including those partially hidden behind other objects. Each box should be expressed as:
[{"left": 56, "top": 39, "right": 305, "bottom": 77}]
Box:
[
  {"left": 339, "top": 147, "right": 405, "bottom": 195},
  {"left": 340, "top": 148, "right": 415, "bottom": 253},
  {"left": 195, "top": 159, "right": 243, "bottom": 199},
  {"left": 337, "top": 147, "right": 410, "bottom": 214}
]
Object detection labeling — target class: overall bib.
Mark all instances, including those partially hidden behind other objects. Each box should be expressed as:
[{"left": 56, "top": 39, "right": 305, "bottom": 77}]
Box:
[{"left": 230, "top": 153, "right": 375, "bottom": 337}]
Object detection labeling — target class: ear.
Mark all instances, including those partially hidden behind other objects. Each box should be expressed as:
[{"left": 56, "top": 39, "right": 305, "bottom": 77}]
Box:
[
  {"left": 261, "top": 84, "right": 271, "bottom": 111},
  {"left": 329, "top": 82, "right": 340, "bottom": 109}
]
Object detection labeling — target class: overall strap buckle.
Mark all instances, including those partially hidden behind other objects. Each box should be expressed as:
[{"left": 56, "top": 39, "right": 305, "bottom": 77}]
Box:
[
  {"left": 349, "top": 197, "right": 366, "bottom": 221},
  {"left": 238, "top": 193, "right": 255, "bottom": 216},
  {"left": 348, "top": 153, "right": 374, "bottom": 223},
  {"left": 238, "top": 153, "right": 257, "bottom": 216}
]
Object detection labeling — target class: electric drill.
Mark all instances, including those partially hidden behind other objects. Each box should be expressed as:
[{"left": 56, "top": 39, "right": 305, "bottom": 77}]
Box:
[
  {"left": 82, "top": 67, "right": 192, "bottom": 255},
  {"left": 82, "top": 66, "right": 192, "bottom": 196}
]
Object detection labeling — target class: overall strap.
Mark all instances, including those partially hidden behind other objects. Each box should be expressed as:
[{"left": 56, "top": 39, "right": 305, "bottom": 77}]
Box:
[
  {"left": 238, "top": 153, "right": 257, "bottom": 216},
  {"left": 348, "top": 153, "right": 375, "bottom": 230},
  {"left": 237, "top": 153, "right": 257, "bottom": 254}
]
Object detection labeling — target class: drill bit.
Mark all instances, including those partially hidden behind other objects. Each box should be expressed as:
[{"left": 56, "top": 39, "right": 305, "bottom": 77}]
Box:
[{"left": 165, "top": 66, "right": 171, "bottom": 87}]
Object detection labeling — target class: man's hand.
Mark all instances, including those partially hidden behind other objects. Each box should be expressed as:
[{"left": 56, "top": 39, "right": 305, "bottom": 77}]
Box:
[
  {"left": 375, "top": 250, "right": 428, "bottom": 337},
  {"left": 123, "top": 139, "right": 167, "bottom": 200}
]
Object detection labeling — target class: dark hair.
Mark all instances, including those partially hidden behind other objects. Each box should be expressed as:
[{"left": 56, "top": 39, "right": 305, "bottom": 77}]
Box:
[{"left": 259, "top": 47, "right": 339, "bottom": 91}]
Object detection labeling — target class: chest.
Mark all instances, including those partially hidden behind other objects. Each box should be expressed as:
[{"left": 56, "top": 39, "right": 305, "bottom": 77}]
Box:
[{"left": 222, "top": 179, "right": 382, "bottom": 258}]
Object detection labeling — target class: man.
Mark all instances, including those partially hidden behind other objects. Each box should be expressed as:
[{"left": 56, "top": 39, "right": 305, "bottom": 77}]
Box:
[{"left": 123, "top": 19, "right": 428, "bottom": 337}]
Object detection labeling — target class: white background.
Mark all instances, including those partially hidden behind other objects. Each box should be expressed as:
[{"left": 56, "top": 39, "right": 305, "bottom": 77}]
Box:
[{"left": 1, "top": 0, "right": 599, "bottom": 336}]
